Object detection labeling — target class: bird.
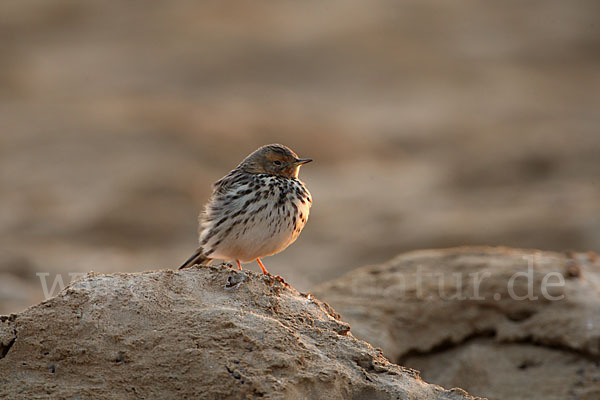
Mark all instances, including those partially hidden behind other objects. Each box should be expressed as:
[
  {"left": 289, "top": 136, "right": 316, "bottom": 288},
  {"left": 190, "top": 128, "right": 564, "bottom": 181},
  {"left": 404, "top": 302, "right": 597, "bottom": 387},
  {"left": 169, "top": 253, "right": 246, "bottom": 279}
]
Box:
[{"left": 179, "top": 144, "right": 312, "bottom": 281}]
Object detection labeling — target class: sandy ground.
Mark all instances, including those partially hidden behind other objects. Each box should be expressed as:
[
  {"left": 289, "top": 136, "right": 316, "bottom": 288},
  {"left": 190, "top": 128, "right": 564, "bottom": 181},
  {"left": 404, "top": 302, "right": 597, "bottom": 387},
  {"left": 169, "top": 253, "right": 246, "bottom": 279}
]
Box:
[{"left": 1, "top": 0, "right": 599, "bottom": 313}]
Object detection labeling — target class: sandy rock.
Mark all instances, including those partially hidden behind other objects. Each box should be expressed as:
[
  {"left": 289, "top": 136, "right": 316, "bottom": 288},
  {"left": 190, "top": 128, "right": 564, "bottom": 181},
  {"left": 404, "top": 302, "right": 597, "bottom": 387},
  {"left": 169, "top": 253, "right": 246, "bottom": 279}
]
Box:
[
  {"left": 313, "top": 247, "right": 600, "bottom": 400},
  {"left": 0, "top": 264, "right": 478, "bottom": 400}
]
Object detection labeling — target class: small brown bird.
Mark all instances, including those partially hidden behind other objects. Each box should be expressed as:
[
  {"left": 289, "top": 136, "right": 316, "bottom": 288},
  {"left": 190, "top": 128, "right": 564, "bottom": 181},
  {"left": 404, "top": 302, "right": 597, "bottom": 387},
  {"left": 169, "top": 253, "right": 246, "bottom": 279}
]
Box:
[{"left": 179, "top": 144, "right": 312, "bottom": 279}]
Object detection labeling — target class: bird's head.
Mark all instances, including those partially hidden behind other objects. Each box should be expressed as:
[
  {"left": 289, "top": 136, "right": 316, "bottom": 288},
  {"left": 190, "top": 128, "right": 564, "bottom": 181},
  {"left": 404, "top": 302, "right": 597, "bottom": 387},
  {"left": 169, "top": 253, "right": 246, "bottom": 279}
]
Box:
[{"left": 239, "top": 144, "right": 312, "bottom": 179}]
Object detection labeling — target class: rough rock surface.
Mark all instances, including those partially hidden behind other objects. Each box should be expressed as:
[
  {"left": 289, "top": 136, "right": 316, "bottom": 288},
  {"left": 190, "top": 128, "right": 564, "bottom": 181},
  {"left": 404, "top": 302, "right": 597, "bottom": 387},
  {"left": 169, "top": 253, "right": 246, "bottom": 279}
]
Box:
[
  {"left": 0, "top": 264, "right": 478, "bottom": 400},
  {"left": 313, "top": 247, "right": 600, "bottom": 400}
]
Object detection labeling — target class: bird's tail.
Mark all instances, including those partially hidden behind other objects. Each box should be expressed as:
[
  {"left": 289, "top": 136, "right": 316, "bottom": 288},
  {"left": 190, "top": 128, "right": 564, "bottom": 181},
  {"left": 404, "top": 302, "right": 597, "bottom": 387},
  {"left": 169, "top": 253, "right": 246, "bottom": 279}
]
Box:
[{"left": 179, "top": 247, "right": 212, "bottom": 269}]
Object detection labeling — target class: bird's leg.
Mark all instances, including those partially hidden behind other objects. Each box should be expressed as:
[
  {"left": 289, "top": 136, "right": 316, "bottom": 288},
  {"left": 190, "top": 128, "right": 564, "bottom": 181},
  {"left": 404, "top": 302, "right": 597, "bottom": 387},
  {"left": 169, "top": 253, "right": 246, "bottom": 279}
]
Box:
[
  {"left": 256, "top": 258, "right": 269, "bottom": 274},
  {"left": 256, "top": 258, "right": 289, "bottom": 287},
  {"left": 236, "top": 260, "right": 243, "bottom": 271}
]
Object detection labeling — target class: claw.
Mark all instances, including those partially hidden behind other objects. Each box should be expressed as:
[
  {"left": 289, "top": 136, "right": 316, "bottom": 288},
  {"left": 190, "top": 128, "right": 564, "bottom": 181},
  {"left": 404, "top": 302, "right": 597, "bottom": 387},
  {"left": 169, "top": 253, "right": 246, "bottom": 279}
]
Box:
[{"left": 272, "top": 274, "right": 290, "bottom": 287}]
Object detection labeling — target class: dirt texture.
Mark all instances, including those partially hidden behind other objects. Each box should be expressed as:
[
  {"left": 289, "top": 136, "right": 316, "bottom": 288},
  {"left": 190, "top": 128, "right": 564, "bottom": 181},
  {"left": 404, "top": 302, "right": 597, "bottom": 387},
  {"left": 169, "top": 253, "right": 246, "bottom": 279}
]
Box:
[
  {"left": 313, "top": 247, "right": 600, "bottom": 400},
  {"left": 0, "top": 264, "right": 479, "bottom": 400}
]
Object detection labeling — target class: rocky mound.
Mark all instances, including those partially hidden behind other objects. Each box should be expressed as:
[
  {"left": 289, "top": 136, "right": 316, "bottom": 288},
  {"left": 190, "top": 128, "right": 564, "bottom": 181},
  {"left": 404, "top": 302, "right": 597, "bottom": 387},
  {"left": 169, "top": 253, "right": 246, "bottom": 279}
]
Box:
[
  {"left": 0, "top": 264, "right": 478, "bottom": 399},
  {"left": 313, "top": 247, "right": 600, "bottom": 400}
]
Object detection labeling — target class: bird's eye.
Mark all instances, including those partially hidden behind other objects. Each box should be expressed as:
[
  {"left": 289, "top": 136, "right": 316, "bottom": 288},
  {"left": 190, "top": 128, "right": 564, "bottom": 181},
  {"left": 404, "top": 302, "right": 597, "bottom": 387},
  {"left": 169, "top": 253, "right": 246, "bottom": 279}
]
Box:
[{"left": 273, "top": 160, "right": 282, "bottom": 166}]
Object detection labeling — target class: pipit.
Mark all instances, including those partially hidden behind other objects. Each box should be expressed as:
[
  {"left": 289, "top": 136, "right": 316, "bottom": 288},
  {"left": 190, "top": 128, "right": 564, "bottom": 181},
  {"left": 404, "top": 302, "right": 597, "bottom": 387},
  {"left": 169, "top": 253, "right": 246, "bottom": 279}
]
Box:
[{"left": 179, "top": 144, "right": 312, "bottom": 281}]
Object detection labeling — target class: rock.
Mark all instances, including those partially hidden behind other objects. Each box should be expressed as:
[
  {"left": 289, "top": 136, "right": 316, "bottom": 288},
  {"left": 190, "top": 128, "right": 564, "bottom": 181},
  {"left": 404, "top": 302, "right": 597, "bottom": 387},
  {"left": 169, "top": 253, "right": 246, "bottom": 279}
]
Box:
[
  {"left": 313, "top": 246, "right": 600, "bottom": 400},
  {"left": 0, "top": 264, "right": 479, "bottom": 400}
]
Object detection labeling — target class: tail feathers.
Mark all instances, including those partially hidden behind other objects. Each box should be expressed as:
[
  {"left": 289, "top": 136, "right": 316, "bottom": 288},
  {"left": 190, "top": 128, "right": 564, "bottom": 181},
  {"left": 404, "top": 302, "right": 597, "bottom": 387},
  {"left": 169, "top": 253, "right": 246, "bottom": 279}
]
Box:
[{"left": 179, "top": 248, "right": 212, "bottom": 269}]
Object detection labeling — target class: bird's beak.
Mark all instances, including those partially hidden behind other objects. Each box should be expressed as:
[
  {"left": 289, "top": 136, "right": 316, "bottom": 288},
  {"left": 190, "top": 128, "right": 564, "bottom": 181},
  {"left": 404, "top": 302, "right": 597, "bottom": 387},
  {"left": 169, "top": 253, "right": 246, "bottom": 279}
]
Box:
[{"left": 293, "top": 158, "right": 312, "bottom": 166}]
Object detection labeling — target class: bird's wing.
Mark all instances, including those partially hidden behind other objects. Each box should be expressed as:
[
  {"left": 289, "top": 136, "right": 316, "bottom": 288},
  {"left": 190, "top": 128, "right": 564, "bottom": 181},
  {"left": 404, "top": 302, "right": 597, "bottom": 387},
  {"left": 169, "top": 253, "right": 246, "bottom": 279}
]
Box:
[
  {"left": 212, "top": 168, "right": 247, "bottom": 197},
  {"left": 197, "top": 169, "right": 252, "bottom": 244},
  {"left": 199, "top": 168, "right": 251, "bottom": 227}
]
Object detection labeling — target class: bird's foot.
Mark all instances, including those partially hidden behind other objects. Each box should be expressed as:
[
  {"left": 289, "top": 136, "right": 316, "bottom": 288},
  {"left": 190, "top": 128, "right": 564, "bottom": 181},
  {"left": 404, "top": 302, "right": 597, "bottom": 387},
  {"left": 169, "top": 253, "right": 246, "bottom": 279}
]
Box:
[{"left": 272, "top": 274, "right": 290, "bottom": 287}]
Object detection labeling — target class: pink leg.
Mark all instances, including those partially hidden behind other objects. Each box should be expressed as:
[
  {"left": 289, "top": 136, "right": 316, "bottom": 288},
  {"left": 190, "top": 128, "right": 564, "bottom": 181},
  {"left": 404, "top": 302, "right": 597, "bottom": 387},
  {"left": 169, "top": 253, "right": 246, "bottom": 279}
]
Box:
[
  {"left": 256, "top": 258, "right": 269, "bottom": 274},
  {"left": 236, "top": 260, "right": 242, "bottom": 271},
  {"left": 256, "top": 258, "right": 289, "bottom": 287}
]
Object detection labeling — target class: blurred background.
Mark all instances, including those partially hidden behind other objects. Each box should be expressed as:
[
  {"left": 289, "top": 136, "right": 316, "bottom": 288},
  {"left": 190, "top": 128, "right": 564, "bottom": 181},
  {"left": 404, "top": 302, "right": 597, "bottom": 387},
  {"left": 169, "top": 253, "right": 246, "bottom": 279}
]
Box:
[{"left": 1, "top": 0, "right": 599, "bottom": 314}]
